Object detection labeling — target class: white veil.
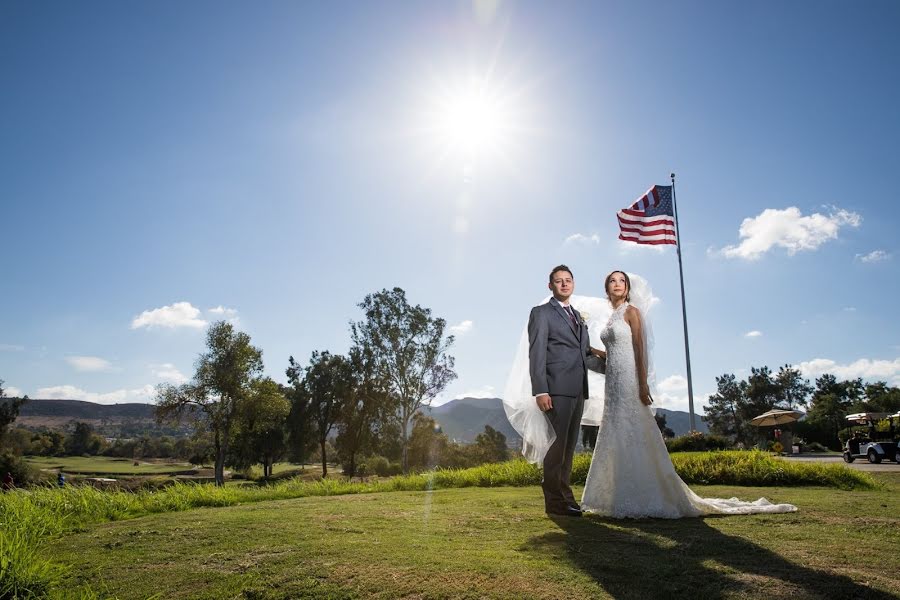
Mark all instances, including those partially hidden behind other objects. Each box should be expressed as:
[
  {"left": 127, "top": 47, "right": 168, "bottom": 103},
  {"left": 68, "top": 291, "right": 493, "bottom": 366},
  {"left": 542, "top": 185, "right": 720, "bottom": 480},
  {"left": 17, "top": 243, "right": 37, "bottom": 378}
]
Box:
[{"left": 502, "top": 273, "right": 658, "bottom": 464}]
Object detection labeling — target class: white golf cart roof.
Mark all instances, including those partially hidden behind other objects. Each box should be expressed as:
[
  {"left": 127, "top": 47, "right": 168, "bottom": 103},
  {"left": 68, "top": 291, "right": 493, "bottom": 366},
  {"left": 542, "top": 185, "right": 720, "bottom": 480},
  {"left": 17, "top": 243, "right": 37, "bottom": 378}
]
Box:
[{"left": 845, "top": 412, "right": 891, "bottom": 423}]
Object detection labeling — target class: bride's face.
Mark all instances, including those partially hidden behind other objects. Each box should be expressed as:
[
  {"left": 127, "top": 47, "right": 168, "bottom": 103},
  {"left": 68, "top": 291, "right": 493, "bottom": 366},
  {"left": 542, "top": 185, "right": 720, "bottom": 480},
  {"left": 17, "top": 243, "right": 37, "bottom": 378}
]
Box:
[{"left": 606, "top": 272, "right": 629, "bottom": 302}]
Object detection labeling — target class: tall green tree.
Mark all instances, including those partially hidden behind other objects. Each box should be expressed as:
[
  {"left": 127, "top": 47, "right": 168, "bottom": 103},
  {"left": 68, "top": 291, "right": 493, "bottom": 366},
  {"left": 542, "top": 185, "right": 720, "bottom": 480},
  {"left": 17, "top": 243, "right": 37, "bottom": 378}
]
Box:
[
  {"left": 859, "top": 382, "right": 900, "bottom": 413},
  {"left": 807, "top": 374, "right": 864, "bottom": 449},
  {"left": 285, "top": 358, "right": 316, "bottom": 465},
  {"left": 66, "top": 421, "right": 104, "bottom": 455},
  {"left": 0, "top": 378, "right": 28, "bottom": 449},
  {"left": 703, "top": 373, "right": 748, "bottom": 443},
  {"left": 471, "top": 425, "right": 510, "bottom": 464},
  {"left": 335, "top": 345, "right": 391, "bottom": 477},
  {"left": 351, "top": 288, "right": 457, "bottom": 474},
  {"left": 774, "top": 364, "right": 813, "bottom": 409},
  {"left": 156, "top": 321, "right": 264, "bottom": 486},
  {"left": 407, "top": 413, "right": 449, "bottom": 470},
  {"left": 230, "top": 378, "right": 290, "bottom": 478},
  {"left": 300, "top": 351, "right": 348, "bottom": 477}
]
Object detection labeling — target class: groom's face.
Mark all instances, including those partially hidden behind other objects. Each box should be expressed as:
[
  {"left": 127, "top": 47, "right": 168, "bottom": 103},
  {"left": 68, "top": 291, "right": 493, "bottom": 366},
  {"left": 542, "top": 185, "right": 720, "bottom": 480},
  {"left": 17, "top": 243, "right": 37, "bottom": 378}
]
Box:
[{"left": 549, "top": 270, "right": 574, "bottom": 301}]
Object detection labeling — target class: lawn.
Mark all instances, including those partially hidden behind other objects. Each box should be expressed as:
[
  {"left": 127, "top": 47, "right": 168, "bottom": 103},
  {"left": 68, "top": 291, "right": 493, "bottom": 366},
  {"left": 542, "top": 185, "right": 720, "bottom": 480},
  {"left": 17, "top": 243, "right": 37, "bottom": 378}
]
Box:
[
  {"left": 24, "top": 456, "right": 194, "bottom": 476},
  {"left": 46, "top": 473, "right": 900, "bottom": 599}
]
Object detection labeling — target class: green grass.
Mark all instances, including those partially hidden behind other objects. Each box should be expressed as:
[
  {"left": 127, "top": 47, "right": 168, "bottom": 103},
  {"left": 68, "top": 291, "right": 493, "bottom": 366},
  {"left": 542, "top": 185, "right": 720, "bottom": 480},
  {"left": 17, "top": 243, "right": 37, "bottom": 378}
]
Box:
[
  {"left": 0, "top": 451, "right": 882, "bottom": 598},
  {"left": 44, "top": 473, "right": 900, "bottom": 599},
  {"left": 24, "top": 456, "right": 193, "bottom": 476}
]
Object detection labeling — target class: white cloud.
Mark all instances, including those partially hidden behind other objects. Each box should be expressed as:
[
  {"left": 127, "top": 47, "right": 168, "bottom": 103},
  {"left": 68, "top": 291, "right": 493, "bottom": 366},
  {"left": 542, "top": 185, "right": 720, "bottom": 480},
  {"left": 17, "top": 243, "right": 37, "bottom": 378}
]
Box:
[
  {"left": 658, "top": 375, "right": 688, "bottom": 393},
  {"left": 131, "top": 302, "right": 207, "bottom": 330},
  {"left": 35, "top": 384, "right": 157, "bottom": 405},
  {"left": 856, "top": 250, "right": 891, "bottom": 263},
  {"left": 454, "top": 385, "right": 497, "bottom": 399},
  {"left": 617, "top": 239, "right": 666, "bottom": 254},
  {"left": 715, "top": 206, "right": 861, "bottom": 260},
  {"left": 65, "top": 355, "right": 114, "bottom": 372},
  {"left": 207, "top": 306, "right": 240, "bottom": 326},
  {"left": 0, "top": 344, "right": 24, "bottom": 352},
  {"left": 652, "top": 374, "right": 712, "bottom": 414},
  {"left": 843, "top": 307, "right": 857, "bottom": 312},
  {"left": 565, "top": 233, "right": 600, "bottom": 245},
  {"left": 3, "top": 386, "right": 23, "bottom": 398},
  {"left": 151, "top": 363, "right": 188, "bottom": 385},
  {"left": 745, "top": 330, "right": 763, "bottom": 338},
  {"left": 797, "top": 357, "right": 900, "bottom": 385},
  {"left": 448, "top": 320, "right": 474, "bottom": 335}
]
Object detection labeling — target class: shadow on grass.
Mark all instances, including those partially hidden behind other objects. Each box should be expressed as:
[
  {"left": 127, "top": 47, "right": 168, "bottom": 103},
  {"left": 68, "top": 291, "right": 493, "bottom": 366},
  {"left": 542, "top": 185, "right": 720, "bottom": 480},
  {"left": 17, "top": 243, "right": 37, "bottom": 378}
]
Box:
[{"left": 525, "top": 515, "right": 893, "bottom": 599}]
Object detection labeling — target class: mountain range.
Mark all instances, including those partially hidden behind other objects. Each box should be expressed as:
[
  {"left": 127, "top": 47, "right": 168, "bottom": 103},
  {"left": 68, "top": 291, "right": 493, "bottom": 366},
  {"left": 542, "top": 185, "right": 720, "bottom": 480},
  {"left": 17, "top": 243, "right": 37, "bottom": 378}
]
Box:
[{"left": 7, "top": 397, "right": 707, "bottom": 443}]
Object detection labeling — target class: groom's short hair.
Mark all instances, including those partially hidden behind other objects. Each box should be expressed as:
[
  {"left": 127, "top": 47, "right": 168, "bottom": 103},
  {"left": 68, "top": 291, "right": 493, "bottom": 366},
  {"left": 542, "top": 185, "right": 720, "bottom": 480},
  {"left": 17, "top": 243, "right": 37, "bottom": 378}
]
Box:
[{"left": 549, "top": 265, "right": 573, "bottom": 283}]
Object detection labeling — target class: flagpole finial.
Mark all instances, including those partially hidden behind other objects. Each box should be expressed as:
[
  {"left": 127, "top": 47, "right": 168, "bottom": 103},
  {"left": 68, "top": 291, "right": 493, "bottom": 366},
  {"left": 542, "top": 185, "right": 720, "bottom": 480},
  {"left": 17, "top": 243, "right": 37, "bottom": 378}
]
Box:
[{"left": 670, "top": 172, "right": 675, "bottom": 182}]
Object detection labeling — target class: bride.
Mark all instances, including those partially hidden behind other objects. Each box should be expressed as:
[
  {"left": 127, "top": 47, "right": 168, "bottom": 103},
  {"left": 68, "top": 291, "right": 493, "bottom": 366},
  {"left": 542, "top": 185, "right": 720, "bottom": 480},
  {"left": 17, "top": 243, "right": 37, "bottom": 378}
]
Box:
[{"left": 503, "top": 271, "right": 797, "bottom": 518}]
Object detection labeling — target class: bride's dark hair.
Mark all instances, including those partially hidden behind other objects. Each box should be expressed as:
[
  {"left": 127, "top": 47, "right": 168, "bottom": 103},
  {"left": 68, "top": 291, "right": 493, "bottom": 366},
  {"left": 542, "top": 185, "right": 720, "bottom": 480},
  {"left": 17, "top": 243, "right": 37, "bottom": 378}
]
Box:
[{"left": 604, "top": 270, "right": 631, "bottom": 302}]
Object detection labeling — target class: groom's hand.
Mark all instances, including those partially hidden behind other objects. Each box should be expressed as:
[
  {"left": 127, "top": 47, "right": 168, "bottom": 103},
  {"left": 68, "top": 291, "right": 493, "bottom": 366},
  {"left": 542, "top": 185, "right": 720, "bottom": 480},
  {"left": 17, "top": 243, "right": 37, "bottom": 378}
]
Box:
[{"left": 536, "top": 394, "right": 553, "bottom": 412}]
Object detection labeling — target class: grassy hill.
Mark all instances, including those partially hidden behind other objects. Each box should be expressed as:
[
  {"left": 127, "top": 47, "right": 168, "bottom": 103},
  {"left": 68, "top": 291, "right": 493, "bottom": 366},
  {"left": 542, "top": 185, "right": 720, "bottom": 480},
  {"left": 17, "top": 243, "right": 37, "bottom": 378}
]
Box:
[{"left": 44, "top": 474, "right": 900, "bottom": 599}]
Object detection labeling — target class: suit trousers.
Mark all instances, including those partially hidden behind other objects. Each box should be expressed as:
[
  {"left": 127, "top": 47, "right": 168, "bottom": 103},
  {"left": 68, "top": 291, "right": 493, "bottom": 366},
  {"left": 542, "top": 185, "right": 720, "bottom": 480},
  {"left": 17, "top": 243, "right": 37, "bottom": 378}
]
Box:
[{"left": 541, "top": 394, "right": 584, "bottom": 510}]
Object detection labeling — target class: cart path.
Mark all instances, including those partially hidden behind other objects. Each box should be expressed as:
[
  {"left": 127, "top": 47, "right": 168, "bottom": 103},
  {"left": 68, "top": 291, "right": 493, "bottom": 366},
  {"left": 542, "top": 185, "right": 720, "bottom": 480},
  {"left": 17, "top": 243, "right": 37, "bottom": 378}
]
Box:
[{"left": 781, "top": 454, "right": 899, "bottom": 472}]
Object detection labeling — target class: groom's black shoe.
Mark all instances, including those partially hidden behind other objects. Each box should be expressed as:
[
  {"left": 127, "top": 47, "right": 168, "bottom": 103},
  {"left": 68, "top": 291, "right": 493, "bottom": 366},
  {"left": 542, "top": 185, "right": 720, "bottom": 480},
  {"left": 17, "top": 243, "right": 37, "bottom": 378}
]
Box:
[{"left": 546, "top": 505, "right": 582, "bottom": 518}]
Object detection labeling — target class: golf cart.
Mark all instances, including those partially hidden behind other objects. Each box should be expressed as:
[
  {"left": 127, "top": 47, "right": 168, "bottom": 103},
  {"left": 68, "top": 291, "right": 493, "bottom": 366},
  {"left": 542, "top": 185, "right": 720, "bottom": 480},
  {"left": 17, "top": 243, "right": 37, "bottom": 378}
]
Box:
[{"left": 842, "top": 412, "right": 898, "bottom": 464}]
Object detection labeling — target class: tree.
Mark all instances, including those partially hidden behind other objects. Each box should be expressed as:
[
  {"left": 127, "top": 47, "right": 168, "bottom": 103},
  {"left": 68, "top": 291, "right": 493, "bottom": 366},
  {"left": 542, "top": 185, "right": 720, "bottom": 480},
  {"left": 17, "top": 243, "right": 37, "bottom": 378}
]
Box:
[
  {"left": 471, "top": 425, "right": 510, "bottom": 464},
  {"left": 407, "top": 413, "right": 449, "bottom": 470},
  {"left": 285, "top": 359, "right": 316, "bottom": 466},
  {"left": 334, "top": 344, "right": 394, "bottom": 477},
  {"left": 230, "top": 378, "right": 290, "bottom": 478},
  {"left": 859, "top": 382, "right": 900, "bottom": 413},
  {"left": 654, "top": 413, "right": 675, "bottom": 438},
  {"left": 0, "top": 378, "right": 28, "bottom": 449},
  {"left": 806, "top": 374, "right": 862, "bottom": 449},
  {"left": 156, "top": 321, "right": 264, "bottom": 486},
  {"left": 66, "top": 421, "right": 103, "bottom": 455},
  {"left": 351, "top": 288, "right": 457, "bottom": 474},
  {"left": 774, "top": 365, "right": 813, "bottom": 409},
  {"left": 300, "top": 351, "right": 349, "bottom": 478},
  {"left": 703, "top": 373, "right": 748, "bottom": 443}
]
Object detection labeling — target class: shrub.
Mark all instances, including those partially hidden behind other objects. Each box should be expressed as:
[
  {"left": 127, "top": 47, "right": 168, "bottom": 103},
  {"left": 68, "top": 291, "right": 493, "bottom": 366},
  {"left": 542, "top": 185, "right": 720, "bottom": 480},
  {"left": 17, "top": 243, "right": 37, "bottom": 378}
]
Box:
[
  {"left": 362, "top": 456, "right": 391, "bottom": 477},
  {"left": 803, "top": 441, "right": 831, "bottom": 453},
  {"left": 665, "top": 432, "right": 730, "bottom": 452},
  {"left": 0, "top": 452, "right": 39, "bottom": 487}
]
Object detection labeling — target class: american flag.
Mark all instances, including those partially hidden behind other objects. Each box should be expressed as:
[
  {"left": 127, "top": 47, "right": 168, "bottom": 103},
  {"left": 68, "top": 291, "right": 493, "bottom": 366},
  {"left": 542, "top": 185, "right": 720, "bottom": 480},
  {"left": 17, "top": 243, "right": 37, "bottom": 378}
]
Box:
[{"left": 617, "top": 185, "right": 677, "bottom": 245}]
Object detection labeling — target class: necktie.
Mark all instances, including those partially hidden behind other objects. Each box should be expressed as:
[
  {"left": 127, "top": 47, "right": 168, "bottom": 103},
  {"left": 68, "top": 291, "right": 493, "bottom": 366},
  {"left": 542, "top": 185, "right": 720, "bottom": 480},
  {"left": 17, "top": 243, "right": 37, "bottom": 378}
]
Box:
[{"left": 565, "top": 306, "right": 579, "bottom": 330}]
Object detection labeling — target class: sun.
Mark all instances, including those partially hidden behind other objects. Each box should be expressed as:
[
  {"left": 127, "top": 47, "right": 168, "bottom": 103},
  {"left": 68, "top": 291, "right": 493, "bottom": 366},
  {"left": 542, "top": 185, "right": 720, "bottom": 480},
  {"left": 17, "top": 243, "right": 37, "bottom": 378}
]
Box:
[
  {"left": 418, "top": 71, "right": 530, "bottom": 168},
  {"left": 431, "top": 83, "right": 511, "bottom": 158}
]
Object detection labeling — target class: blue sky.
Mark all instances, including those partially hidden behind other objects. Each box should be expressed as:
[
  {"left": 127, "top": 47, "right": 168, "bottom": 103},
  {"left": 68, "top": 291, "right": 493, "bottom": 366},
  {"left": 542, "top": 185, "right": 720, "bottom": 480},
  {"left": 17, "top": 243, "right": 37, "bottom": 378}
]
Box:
[{"left": 2, "top": 1, "right": 898, "bottom": 413}]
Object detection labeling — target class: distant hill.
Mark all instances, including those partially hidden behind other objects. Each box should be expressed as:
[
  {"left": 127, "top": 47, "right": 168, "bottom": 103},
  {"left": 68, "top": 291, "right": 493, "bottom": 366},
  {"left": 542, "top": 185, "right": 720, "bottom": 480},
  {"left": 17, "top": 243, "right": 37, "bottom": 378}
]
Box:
[
  {"left": 5, "top": 397, "right": 708, "bottom": 444},
  {"left": 5, "top": 398, "right": 184, "bottom": 437},
  {"left": 16, "top": 399, "right": 156, "bottom": 419},
  {"left": 426, "top": 397, "right": 521, "bottom": 445},
  {"left": 426, "top": 397, "right": 707, "bottom": 444}
]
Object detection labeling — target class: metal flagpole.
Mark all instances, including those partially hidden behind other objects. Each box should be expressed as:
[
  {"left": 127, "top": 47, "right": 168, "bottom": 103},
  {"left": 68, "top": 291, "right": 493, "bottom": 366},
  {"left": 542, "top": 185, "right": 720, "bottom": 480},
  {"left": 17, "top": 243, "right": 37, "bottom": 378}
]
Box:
[{"left": 670, "top": 172, "right": 696, "bottom": 431}]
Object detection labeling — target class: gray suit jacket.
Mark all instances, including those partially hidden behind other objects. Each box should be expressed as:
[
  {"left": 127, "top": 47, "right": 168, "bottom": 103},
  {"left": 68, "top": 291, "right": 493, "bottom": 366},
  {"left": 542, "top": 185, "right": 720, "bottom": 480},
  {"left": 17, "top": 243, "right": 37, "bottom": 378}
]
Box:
[{"left": 528, "top": 298, "right": 604, "bottom": 398}]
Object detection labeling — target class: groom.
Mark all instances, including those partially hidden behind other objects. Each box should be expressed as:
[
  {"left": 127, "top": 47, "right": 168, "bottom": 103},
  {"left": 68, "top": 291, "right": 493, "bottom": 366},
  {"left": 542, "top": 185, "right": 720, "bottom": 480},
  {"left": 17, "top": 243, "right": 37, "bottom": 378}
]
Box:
[{"left": 528, "top": 265, "right": 603, "bottom": 517}]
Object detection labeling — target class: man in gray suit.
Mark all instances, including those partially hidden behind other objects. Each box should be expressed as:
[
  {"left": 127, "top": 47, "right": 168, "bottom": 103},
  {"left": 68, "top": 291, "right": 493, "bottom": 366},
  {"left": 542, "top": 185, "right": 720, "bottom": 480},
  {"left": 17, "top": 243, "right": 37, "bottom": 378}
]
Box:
[{"left": 529, "top": 265, "right": 603, "bottom": 517}]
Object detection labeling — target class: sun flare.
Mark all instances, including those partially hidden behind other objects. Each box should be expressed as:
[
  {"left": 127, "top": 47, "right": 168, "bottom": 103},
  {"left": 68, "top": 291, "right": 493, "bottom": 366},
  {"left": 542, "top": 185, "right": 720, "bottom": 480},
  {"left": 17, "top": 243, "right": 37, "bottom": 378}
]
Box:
[
  {"left": 418, "top": 71, "right": 532, "bottom": 168},
  {"left": 432, "top": 84, "right": 511, "bottom": 157}
]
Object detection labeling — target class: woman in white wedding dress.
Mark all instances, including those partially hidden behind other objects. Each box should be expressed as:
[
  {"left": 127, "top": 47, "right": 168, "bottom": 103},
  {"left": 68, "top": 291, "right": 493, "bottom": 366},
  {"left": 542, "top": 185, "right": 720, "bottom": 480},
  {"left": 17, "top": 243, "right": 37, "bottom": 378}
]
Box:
[{"left": 579, "top": 271, "right": 797, "bottom": 518}]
